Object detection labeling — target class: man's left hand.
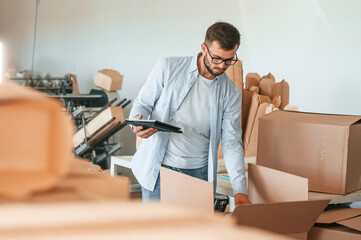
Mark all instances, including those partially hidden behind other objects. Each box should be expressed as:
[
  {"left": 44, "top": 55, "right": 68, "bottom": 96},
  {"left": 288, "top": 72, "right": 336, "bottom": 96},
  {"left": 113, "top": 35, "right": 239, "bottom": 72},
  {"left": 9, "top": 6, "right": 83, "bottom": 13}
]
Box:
[{"left": 234, "top": 193, "right": 251, "bottom": 205}]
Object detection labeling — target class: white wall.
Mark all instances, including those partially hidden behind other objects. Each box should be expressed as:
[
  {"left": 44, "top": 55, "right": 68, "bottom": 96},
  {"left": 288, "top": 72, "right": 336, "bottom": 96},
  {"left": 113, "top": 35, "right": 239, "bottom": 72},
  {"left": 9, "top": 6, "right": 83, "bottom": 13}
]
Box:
[
  {"left": 0, "top": 0, "right": 243, "bottom": 99},
  {"left": 1, "top": 0, "right": 360, "bottom": 155},
  {"left": 239, "top": 0, "right": 361, "bottom": 115},
  {"left": 0, "top": 0, "right": 243, "bottom": 155}
]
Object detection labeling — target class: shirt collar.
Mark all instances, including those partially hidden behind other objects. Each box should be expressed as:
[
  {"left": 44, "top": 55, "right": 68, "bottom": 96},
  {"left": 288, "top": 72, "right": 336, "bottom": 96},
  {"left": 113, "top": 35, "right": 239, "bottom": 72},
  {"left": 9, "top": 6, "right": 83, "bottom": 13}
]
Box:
[
  {"left": 189, "top": 53, "right": 200, "bottom": 74},
  {"left": 190, "top": 52, "right": 220, "bottom": 81}
]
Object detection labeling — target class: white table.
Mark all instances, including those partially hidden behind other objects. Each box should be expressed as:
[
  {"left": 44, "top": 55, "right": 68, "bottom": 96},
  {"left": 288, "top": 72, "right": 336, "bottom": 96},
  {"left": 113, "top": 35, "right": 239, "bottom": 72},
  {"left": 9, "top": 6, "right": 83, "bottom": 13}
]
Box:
[{"left": 110, "top": 156, "right": 141, "bottom": 193}]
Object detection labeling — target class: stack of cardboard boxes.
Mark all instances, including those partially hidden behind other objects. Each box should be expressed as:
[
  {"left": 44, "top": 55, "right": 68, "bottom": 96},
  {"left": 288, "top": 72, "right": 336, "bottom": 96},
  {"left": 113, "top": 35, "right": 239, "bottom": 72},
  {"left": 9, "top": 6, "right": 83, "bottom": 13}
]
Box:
[
  {"left": 242, "top": 73, "right": 292, "bottom": 156},
  {"left": 218, "top": 65, "right": 361, "bottom": 239},
  {"left": 255, "top": 111, "right": 361, "bottom": 239},
  {"left": 219, "top": 63, "right": 295, "bottom": 165}
]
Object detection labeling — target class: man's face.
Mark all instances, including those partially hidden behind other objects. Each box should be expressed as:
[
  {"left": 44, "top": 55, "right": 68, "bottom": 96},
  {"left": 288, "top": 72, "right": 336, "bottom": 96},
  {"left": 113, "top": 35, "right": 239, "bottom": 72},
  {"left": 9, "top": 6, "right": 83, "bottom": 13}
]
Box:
[{"left": 201, "top": 41, "right": 238, "bottom": 76}]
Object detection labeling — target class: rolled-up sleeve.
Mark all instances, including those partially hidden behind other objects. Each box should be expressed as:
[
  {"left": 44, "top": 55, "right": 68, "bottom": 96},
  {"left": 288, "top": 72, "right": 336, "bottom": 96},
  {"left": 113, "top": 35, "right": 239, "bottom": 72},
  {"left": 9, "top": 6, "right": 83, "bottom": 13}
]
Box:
[
  {"left": 221, "top": 88, "right": 247, "bottom": 196},
  {"left": 129, "top": 58, "right": 167, "bottom": 120}
]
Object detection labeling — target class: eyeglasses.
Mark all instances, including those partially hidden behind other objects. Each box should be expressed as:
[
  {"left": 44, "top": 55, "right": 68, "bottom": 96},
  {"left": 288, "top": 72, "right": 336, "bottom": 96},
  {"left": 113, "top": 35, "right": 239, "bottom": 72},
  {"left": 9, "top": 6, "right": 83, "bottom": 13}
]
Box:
[{"left": 204, "top": 43, "right": 238, "bottom": 65}]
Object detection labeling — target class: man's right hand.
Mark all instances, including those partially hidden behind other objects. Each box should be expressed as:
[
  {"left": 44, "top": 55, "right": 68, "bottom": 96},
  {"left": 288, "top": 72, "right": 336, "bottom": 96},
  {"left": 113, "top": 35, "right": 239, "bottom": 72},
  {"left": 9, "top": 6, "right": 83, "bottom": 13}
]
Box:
[{"left": 132, "top": 114, "right": 158, "bottom": 139}]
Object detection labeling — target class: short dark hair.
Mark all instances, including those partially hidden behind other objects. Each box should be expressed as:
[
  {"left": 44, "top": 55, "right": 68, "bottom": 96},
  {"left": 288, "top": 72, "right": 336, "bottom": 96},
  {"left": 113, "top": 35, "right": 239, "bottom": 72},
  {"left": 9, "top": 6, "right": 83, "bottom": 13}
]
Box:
[{"left": 204, "top": 22, "right": 240, "bottom": 50}]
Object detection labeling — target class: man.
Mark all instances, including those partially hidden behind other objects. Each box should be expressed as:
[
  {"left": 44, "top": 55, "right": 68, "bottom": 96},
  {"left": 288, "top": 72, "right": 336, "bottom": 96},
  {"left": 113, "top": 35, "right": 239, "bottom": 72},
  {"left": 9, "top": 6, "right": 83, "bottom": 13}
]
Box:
[{"left": 129, "top": 22, "right": 251, "bottom": 205}]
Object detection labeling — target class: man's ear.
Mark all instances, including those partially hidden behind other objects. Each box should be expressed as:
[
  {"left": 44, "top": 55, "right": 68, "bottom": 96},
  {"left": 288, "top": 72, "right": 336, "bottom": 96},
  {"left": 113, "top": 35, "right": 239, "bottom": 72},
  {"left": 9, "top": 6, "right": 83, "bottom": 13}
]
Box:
[{"left": 200, "top": 43, "right": 207, "bottom": 55}]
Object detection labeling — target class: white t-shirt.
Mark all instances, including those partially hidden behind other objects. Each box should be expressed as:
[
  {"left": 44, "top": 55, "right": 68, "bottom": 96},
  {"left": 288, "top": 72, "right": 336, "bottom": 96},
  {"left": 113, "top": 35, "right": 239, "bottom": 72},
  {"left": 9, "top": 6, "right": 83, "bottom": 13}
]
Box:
[{"left": 162, "top": 73, "right": 212, "bottom": 169}]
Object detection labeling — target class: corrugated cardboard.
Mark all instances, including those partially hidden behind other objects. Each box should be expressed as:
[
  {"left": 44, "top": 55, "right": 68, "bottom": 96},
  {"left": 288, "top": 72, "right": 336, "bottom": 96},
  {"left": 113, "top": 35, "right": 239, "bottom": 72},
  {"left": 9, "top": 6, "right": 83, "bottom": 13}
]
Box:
[
  {"left": 250, "top": 85, "right": 260, "bottom": 93},
  {"left": 243, "top": 92, "right": 260, "bottom": 151},
  {"left": 272, "top": 80, "right": 289, "bottom": 110},
  {"left": 248, "top": 163, "right": 308, "bottom": 203},
  {"left": 337, "top": 216, "right": 361, "bottom": 232},
  {"left": 232, "top": 200, "right": 329, "bottom": 238},
  {"left": 241, "top": 89, "right": 254, "bottom": 136},
  {"left": 0, "top": 158, "right": 130, "bottom": 203},
  {"left": 308, "top": 225, "right": 361, "bottom": 240},
  {"left": 259, "top": 78, "right": 275, "bottom": 97},
  {"left": 160, "top": 167, "right": 213, "bottom": 214},
  {"left": 260, "top": 72, "right": 275, "bottom": 83},
  {"left": 260, "top": 95, "right": 272, "bottom": 104},
  {"left": 73, "top": 106, "right": 125, "bottom": 148},
  {"left": 225, "top": 60, "right": 243, "bottom": 95},
  {"left": 316, "top": 208, "right": 361, "bottom": 232},
  {"left": 94, "top": 69, "right": 123, "bottom": 91},
  {"left": 245, "top": 72, "right": 261, "bottom": 90},
  {"left": 257, "top": 111, "right": 361, "bottom": 194},
  {"left": 0, "top": 81, "right": 73, "bottom": 199},
  {"left": 309, "top": 208, "right": 361, "bottom": 239},
  {"left": 272, "top": 96, "right": 281, "bottom": 108},
  {"left": 232, "top": 163, "right": 329, "bottom": 240},
  {"left": 245, "top": 102, "right": 272, "bottom": 156},
  {"left": 316, "top": 208, "right": 361, "bottom": 224}
]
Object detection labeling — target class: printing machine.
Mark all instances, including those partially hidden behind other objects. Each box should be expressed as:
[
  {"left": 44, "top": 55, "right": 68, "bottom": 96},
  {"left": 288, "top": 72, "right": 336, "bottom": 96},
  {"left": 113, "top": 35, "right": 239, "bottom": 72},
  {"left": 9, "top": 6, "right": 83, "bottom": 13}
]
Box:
[{"left": 10, "top": 72, "right": 129, "bottom": 169}]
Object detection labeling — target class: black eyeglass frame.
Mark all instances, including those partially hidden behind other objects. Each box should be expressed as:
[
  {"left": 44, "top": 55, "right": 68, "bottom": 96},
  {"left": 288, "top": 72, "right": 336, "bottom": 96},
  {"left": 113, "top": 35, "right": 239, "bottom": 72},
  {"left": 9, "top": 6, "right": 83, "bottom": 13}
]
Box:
[{"left": 204, "top": 43, "right": 238, "bottom": 65}]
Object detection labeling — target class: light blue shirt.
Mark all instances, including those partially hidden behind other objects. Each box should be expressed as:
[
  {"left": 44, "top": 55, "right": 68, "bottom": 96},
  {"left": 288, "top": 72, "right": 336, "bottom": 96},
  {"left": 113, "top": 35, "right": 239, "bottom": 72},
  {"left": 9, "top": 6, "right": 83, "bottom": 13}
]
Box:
[{"left": 130, "top": 54, "right": 247, "bottom": 196}]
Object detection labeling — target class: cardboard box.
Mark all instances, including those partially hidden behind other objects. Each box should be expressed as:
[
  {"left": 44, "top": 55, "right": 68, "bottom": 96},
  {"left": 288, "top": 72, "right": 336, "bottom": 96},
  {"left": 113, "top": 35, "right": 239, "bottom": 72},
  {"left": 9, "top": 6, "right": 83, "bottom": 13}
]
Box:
[
  {"left": 248, "top": 163, "right": 309, "bottom": 203},
  {"left": 160, "top": 167, "right": 214, "bottom": 214},
  {"left": 241, "top": 89, "right": 254, "bottom": 136},
  {"left": 0, "top": 200, "right": 293, "bottom": 240},
  {"left": 309, "top": 207, "right": 361, "bottom": 239},
  {"left": 245, "top": 72, "right": 261, "bottom": 90},
  {"left": 159, "top": 164, "right": 325, "bottom": 240},
  {"left": 94, "top": 69, "right": 123, "bottom": 91},
  {"left": 0, "top": 158, "right": 130, "bottom": 203},
  {"left": 0, "top": 81, "right": 74, "bottom": 199},
  {"left": 225, "top": 60, "right": 243, "bottom": 96},
  {"left": 308, "top": 225, "right": 361, "bottom": 240},
  {"left": 231, "top": 164, "right": 330, "bottom": 240},
  {"left": 243, "top": 92, "right": 261, "bottom": 154},
  {"left": 272, "top": 80, "right": 289, "bottom": 110},
  {"left": 232, "top": 200, "right": 329, "bottom": 240},
  {"left": 73, "top": 106, "right": 125, "bottom": 148},
  {"left": 245, "top": 102, "right": 273, "bottom": 156},
  {"left": 316, "top": 208, "right": 361, "bottom": 231},
  {"left": 257, "top": 111, "right": 361, "bottom": 194}
]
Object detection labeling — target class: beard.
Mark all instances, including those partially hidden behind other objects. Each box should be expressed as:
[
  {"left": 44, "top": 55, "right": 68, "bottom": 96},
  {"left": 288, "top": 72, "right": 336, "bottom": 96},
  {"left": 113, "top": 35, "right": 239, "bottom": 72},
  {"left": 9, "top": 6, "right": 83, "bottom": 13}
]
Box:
[{"left": 203, "top": 56, "right": 227, "bottom": 77}]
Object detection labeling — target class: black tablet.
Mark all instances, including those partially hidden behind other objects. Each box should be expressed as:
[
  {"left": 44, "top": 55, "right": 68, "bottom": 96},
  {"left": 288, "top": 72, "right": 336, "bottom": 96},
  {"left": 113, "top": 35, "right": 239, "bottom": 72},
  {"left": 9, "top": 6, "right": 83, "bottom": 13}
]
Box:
[{"left": 125, "top": 119, "right": 182, "bottom": 133}]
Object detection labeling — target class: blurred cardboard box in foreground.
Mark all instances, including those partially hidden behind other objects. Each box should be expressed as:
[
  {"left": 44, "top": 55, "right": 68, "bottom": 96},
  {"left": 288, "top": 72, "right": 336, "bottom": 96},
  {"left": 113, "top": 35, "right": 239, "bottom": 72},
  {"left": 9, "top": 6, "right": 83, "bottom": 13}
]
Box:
[
  {"left": 0, "top": 200, "right": 293, "bottom": 240},
  {"left": 0, "top": 81, "right": 73, "bottom": 199}
]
